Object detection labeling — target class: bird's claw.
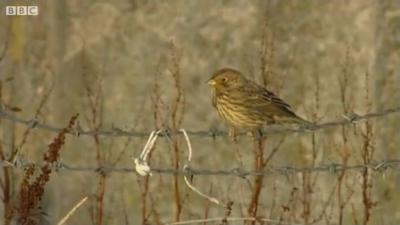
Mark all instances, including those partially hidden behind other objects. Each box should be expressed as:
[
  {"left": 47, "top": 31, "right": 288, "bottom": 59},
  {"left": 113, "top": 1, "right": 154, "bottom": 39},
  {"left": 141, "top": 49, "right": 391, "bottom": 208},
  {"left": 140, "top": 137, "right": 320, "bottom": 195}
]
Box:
[{"left": 229, "top": 127, "right": 238, "bottom": 142}]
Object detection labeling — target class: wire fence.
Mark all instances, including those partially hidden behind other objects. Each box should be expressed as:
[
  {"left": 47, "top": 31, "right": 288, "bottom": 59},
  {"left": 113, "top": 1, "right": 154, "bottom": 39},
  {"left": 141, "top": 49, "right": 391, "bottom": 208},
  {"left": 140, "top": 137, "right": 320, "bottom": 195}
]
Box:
[
  {"left": 1, "top": 105, "right": 400, "bottom": 176},
  {"left": 1, "top": 106, "right": 400, "bottom": 138},
  {"left": 2, "top": 105, "right": 400, "bottom": 208},
  {"left": 1, "top": 159, "right": 399, "bottom": 176}
]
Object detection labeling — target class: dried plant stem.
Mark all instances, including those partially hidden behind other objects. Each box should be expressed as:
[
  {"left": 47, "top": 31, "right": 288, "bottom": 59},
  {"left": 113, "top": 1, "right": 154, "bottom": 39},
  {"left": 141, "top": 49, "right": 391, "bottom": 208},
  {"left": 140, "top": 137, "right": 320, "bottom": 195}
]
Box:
[
  {"left": 247, "top": 132, "right": 267, "bottom": 225},
  {"left": 220, "top": 201, "right": 233, "bottom": 225},
  {"left": 57, "top": 196, "right": 88, "bottom": 225},
  {"left": 169, "top": 42, "right": 185, "bottom": 221},
  {"left": 9, "top": 82, "right": 53, "bottom": 162},
  {"left": 0, "top": 75, "right": 13, "bottom": 225},
  {"left": 81, "top": 51, "right": 106, "bottom": 225},
  {"left": 141, "top": 175, "right": 150, "bottom": 224},
  {"left": 0, "top": 146, "right": 12, "bottom": 225},
  {"left": 96, "top": 174, "right": 106, "bottom": 225},
  {"left": 301, "top": 172, "right": 312, "bottom": 225},
  {"left": 336, "top": 45, "right": 353, "bottom": 225},
  {"left": 336, "top": 157, "right": 348, "bottom": 225},
  {"left": 361, "top": 72, "right": 375, "bottom": 225},
  {"left": 17, "top": 114, "right": 78, "bottom": 225},
  {"left": 173, "top": 140, "right": 182, "bottom": 221}
]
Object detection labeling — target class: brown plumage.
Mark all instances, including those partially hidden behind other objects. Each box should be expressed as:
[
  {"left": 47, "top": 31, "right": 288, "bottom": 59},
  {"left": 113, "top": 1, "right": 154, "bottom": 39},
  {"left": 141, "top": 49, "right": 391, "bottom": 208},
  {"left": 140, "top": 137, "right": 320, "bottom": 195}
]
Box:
[{"left": 208, "top": 68, "right": 309, "bottom": 138}]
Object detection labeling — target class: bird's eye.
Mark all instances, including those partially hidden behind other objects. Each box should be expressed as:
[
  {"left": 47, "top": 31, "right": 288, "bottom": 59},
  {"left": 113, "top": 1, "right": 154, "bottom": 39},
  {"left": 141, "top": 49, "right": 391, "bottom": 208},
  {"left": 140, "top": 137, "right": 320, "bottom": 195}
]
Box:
[{"left": 221, "top": 77, "right": 228, "bottom": 82}]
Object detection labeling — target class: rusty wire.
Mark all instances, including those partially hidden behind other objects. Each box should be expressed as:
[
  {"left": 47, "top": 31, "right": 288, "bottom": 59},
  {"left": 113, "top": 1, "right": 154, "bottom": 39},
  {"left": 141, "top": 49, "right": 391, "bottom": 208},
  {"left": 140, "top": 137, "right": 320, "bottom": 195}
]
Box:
[
  {"left": 1, "top": 106, "right": 400, "bottom": 138},
  {"left": 1, "top": 159, "right": 399, "bottom": 176},
  {"left": 1, "top": 106, "right": 400, "bottom": 176}
]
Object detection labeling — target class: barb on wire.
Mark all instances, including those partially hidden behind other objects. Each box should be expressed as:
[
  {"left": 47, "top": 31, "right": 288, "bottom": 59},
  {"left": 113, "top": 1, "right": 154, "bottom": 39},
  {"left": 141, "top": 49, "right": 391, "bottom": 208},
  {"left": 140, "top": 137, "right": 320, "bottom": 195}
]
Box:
[
  {"left": 1, "top": 106, "right": 400, "bottom": 138},
  {"left": 1, "top": 159, "right": 400, "bottom": 176}
]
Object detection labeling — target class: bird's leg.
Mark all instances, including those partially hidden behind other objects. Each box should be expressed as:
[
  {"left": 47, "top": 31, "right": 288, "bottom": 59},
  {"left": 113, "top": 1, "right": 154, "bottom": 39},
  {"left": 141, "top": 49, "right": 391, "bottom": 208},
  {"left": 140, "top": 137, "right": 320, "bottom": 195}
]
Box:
[{"left": 229, "top": 127, "right": 238, "bottom": 142}]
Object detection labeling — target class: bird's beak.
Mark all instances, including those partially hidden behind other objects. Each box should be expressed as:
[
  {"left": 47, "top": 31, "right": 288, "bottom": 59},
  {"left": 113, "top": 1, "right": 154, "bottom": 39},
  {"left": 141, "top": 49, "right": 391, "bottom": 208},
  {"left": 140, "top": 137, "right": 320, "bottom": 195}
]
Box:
[{"left": 207, "top": 79, "right": 216, "bottom": 86}]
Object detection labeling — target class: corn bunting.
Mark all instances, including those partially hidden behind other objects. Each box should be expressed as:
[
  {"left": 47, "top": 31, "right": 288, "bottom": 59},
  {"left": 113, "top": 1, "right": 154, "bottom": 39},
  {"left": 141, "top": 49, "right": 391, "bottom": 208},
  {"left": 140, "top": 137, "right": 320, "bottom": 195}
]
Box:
[{"left": 208, "top": 68, "right": 309, "bottom": 140}]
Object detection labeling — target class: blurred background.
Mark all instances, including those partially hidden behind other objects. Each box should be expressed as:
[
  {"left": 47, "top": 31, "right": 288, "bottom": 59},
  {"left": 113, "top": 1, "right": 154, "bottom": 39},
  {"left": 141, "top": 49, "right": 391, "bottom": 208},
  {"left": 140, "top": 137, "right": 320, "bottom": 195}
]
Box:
[{"left": 0, "top": 0, "right": 400, "bottom": 224}]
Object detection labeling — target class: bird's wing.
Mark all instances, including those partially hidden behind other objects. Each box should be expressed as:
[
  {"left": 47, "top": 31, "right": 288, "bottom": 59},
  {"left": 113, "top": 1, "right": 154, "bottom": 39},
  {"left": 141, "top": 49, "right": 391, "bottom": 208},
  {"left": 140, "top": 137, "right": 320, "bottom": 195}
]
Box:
[
  {"left": 211, "top": 94, "right": 217, "bottom": 107},
  {"left": 225, "top": 82, "right": 308, "bottom": 124},
  {"left": 242, "top": 83, "right": 292, "bottom": 109}
]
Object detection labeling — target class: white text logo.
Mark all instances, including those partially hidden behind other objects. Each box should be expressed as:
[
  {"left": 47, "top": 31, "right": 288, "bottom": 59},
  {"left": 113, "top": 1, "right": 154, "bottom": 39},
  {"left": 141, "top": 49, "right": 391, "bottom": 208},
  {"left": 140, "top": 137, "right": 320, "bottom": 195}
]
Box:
[{"left": 6, "top": 6, "right": 39, "bottom": 16}]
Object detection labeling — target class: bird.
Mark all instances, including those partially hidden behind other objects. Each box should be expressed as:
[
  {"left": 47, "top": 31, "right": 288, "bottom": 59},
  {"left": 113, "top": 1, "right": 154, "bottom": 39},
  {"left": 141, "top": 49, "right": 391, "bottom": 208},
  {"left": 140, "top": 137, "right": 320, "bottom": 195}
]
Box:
[{"left": 207, "top": 68, "right": 309, "bottom": 140}]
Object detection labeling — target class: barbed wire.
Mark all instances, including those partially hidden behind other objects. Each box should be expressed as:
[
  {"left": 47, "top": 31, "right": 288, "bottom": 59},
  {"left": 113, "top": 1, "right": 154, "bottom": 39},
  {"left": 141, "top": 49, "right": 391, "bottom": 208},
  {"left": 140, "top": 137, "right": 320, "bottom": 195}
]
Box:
[
  {"left": 2, "top": 122, "right": 400, "bottom": 209},
  {"left": 1, "top": 106, "right": 400, "bottom": 138},
  {"left": 1, "top": 159, "right": 399, "bottom": 176}
]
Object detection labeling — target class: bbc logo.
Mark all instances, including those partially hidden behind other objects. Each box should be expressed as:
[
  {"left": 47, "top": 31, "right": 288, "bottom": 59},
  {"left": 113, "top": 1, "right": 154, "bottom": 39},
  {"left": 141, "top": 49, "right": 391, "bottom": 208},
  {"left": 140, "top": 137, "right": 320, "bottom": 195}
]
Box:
[{"left": 6, "top": 6, "right": 39, "bottom": 16}]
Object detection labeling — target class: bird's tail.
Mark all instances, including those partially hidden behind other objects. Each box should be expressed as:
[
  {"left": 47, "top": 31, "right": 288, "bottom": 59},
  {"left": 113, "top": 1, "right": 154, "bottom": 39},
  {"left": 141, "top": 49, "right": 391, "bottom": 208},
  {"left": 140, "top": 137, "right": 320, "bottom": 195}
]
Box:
[
  {"left": 275, "top": 107, "right": 313, "bottom": 126},
  {"left": 293, "top": 115, "right": 312, "bottom": 125},
  {"left": 280, "top": 113, "right": 313, "bottom": 126}
]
